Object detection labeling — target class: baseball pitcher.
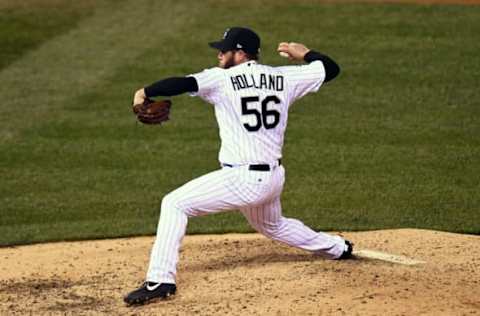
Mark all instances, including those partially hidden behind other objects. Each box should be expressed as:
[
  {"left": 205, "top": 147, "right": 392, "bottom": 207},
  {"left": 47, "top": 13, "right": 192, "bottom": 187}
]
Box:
[{"left": 125, "top": 27, "right": 353, "bottom": 306}]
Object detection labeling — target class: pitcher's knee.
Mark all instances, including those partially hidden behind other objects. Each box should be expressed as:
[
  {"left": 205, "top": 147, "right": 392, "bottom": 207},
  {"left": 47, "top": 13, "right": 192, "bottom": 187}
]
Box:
[
  {"left": 161, "top": 193, "right": 185, "bottom": 215},
  {"left": 254, "top": 216, "right": 295, "bottom": 239},
  {"left": 161, "top": 192, "right": 199, "bottom": 217},
  {"left": 254, "top": 221, "right": 284, "bottom": 238}
]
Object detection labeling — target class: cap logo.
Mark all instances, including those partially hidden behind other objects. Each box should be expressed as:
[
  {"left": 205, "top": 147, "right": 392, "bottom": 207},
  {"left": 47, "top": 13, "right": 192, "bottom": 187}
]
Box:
[
  {"left": 223, "top": 28, "right": 230, "bottom": 39},
  {"left": 236, "top": 44, "right": 243, "bottom": 48}
]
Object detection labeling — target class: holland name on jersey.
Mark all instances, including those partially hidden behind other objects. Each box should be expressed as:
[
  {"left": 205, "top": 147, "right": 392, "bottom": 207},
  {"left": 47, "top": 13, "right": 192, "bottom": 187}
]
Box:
[{"left": 230, "top": 73, "right": 284, "bottom": 92}]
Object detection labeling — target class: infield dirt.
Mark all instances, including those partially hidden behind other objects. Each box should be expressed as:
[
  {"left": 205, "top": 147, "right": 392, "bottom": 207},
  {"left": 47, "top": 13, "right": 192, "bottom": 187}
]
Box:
[{"left": 1, "top": 229, "right": 479, "bottom": 315}]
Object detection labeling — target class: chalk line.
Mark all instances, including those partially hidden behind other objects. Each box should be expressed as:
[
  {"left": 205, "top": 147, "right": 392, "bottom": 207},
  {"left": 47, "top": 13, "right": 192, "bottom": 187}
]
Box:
[{"left": 353, "top": 249, "right": 426, "bottom": 265}]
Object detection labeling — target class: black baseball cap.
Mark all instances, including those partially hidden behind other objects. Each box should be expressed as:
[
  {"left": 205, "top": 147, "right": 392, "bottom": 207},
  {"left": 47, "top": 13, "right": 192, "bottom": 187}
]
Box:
[{"left": 209, "top": 27, "right": 260, "bottom": 55}]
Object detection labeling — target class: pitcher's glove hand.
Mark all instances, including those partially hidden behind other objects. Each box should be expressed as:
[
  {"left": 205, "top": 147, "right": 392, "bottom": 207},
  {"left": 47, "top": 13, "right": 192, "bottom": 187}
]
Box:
[{"left": 132, "top": 98, "right": 172, "bottom": 125}]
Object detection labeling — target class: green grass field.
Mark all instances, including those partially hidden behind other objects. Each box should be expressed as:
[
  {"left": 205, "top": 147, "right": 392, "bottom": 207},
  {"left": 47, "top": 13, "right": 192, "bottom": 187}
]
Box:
[{"left": 1, "top": 0, "right": 479, "bottom": 246}]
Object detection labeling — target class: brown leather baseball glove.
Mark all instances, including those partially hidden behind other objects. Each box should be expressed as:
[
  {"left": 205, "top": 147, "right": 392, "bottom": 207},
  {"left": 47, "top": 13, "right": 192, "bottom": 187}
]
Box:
[{"left": 132, "top": 98, "right": 172, "bottom": 125}]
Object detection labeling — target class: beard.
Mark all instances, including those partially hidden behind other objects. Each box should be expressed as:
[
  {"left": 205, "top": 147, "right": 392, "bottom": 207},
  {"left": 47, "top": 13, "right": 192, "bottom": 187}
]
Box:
[{"left": 220, "top": 54, "right": 235, "bottom": 69}]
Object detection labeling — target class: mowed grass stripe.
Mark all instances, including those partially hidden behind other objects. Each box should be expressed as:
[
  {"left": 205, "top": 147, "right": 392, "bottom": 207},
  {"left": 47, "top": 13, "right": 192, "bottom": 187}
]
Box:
[
  {"left": 0, "top": 0, "right": 191, "bottom": 137},
  {"left": 0, "top": 0, "right": 213, "bottom": 244},
  {"left": 0, "top": 1, "right": 101, "bottom": 71}
]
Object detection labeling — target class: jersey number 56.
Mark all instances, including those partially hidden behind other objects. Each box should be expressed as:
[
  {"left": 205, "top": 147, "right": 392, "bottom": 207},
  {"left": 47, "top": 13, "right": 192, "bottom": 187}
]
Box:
[{"left": 241, "top": 95, "right": 281, "bottom": 132}]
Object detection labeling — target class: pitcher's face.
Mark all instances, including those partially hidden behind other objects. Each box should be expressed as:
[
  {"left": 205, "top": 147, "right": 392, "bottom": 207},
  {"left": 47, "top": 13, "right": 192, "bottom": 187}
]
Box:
[{"left": 217, "top": 50, "right": 236, "bottom": 69}]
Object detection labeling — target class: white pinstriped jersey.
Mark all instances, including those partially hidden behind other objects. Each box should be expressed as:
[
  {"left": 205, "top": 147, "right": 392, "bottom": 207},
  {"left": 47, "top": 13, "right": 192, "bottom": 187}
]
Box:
[{"left": 190, "top": 60, "right": 326, "bottom": 165}]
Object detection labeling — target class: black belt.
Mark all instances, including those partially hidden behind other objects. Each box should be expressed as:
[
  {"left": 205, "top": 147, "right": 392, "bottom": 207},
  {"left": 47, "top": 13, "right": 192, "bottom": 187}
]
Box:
[{"left": 223, "top": 159, "right": 282, "bottom": 172}]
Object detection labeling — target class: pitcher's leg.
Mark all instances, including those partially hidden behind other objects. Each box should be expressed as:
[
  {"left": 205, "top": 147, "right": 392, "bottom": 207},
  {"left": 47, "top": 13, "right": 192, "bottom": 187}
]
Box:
[
  {"left": 146, "top": 168, "right": 245, "bottom": 284},
  {"left": 241, "top": 198, "right": 345, "bottom": 259},
  {"left": 146, "top": 192, "right": 188, "bottom": 284}
]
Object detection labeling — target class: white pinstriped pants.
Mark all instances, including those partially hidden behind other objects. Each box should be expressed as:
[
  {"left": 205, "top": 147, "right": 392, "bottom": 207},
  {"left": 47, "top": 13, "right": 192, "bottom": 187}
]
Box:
[{"left": 146, "top": 164, "right": 346, "bottom": 284}]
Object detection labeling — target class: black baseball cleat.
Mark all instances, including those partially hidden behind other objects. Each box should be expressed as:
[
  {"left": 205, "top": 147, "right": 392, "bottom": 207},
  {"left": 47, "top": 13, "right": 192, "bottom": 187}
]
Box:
[
  {"left": 337, "top": 240, "right": 354, "bottom": 260},
  {"left": 124, "top": 282, "right": 176, "bottom": 306}
]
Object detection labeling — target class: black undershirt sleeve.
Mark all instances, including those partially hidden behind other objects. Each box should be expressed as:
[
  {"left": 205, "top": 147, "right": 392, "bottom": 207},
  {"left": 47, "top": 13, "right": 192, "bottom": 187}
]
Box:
[
  {"left": 144, "top": 76, "right": 199, "bottom": 98},
  {"left": 303, "top": 50, "right": 340, "bottom": 82}
]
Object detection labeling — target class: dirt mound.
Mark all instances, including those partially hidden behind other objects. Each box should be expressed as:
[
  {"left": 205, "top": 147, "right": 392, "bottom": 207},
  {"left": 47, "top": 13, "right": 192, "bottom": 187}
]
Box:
[{"left": 0, "top": 229, "right": 479, "bottom": 315}]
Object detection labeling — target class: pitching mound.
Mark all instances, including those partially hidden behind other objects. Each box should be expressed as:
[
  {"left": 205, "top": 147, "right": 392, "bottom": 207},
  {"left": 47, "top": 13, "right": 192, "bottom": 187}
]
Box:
[{"left": 0, "top": 229, "right": 479, "bottom": 315}]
